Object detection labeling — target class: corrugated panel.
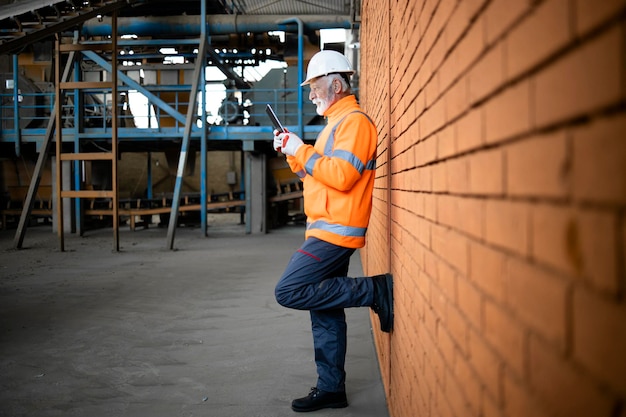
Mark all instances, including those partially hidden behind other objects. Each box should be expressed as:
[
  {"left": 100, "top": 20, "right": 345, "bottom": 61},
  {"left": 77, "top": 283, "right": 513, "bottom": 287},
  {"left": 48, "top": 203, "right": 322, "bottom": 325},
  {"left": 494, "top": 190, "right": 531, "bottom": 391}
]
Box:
[{"left": 233, "top": 0, "right": 351, "bottom": 15}]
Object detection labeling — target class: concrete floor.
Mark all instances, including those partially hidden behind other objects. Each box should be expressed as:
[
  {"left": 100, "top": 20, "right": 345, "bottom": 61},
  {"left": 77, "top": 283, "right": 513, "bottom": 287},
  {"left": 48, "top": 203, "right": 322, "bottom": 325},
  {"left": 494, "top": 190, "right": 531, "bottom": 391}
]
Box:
[{"left": 0, "top": 215, "right": 389, "bottom": 417}]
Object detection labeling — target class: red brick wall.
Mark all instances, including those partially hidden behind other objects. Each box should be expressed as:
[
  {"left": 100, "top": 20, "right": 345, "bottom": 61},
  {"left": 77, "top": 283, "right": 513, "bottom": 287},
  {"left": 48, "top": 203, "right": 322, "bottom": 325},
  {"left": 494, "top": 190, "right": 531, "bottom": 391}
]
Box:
[{"left": 360, "top": 1, "right": 626, "bottom": 417}]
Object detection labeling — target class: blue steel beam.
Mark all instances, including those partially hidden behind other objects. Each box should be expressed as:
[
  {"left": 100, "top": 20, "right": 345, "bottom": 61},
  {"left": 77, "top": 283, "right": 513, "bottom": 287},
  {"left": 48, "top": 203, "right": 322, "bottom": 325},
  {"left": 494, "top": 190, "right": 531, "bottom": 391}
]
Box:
[
  {"left": 12, "top": 55, "right": 20, "bottom": 157},
  {"left": 81, "top": 49, "right": 190, "bottom": 125},
  {"left": 12, "top": 124, "right": 324, "bottom": 145}
]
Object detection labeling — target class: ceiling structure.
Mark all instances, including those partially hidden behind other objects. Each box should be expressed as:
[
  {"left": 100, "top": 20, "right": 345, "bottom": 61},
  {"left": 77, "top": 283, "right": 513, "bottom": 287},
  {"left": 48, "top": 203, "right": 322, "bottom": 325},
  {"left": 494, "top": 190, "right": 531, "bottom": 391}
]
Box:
[
  {"left": 0, "top": 0, "right": 361, "bottom": 155},
  {"left": 0, "top": 0, "right": 361, "bottom": 55}
]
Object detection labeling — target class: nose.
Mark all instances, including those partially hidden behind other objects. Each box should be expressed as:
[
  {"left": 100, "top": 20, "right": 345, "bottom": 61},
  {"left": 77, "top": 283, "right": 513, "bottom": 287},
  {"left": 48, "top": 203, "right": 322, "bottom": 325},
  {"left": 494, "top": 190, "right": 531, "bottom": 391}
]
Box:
[{"left": 309, "top": 89, "right": 315, "bottom": 101}]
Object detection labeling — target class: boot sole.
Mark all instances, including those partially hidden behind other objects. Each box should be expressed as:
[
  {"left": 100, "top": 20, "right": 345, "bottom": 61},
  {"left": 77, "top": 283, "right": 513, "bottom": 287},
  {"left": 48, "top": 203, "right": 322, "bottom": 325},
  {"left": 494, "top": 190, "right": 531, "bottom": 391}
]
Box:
[
  {"left": 292, "top": 401, "right": 349, "bottom": 412},
  {"left": 381, "top": 273, "right": 394, "bottom": 332}
]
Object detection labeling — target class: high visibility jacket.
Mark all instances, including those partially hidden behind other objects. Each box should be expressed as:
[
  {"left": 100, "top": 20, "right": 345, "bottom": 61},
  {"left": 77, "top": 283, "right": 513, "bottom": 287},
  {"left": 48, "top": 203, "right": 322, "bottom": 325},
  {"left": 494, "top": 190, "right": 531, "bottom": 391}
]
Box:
[{"left": 287, "top": 95, "right": 377, "bottom": 248}]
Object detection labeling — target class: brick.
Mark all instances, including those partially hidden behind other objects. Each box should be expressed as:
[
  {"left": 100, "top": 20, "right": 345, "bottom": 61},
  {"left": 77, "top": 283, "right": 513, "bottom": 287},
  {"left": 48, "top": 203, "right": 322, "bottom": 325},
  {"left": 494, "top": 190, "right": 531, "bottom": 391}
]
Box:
[
  {"left": 468, "top": 148, "right": 504, "bottom": 195},
  {"left": 574, "top": 0, "right": 626, "bottom": 36},
  {"left": 505, "top": 258, "right": 569, "bottom": 347},
  {"left": 420, "top": 165, "right": 433, "bottom": 192},
  {"left": 456, "top": 107, "right": 484, "bottom": 154},
  {"left": 453, "top": 351, "right": 481, "bottom": 416},
  {"left": 445, "top": 0, "right": 472, "bottom": 53},
  {"left": 457, "top": 276, "right": 482, "bottom": 330},
  {"left": 506, "top": 0, "right": 572, "bottom": 80},
  {"left": 456, "top": 15, "right": 485, "bottom": 74},
  {"left": 432, "top": 162, "right": 447, "bottom": 196},
  {"left": 408, "top": 190, "right": 425, "bottom": 217},
  {"left": 465, "top": 0, "right": 489, "bottom": 22},
  {"left": 429, "top": 34, "right": 447, "bottom": 77},
  {"left": 425, "top": 71, "right": 440, "bottom": 108},
  {"left": 484, "top": 300, "right": 525, "bottom": 377},
  {"left": 457, "top": 196, "right": 484, "bottom": 239},
  {"left": 484, "top": 0, "right": 531, "bottom": 45},
  {"left": 529, "top": 336, "right": 615, "bottom": 417},
  {"left": 468, "top": 328, "right": 502, "bottom": 402},
  {"left": 433, "top": 227, "right": 468, "bottom": 275},
  {"left": 437, "top": 124, "right": 456, "bottom": 159},
  {"left": 484, "top": 199, "right": 530, "bottom": 255},
  {"left": 503, "top": 373, "right": 552, "bottom": 417},
  {"left": 416, "top": 135, "right": 438, "bottom": 166},
  {"left": 434, "top": 384, "right": 455, "bottom": 417},
  {"left": 468, "top": 42, "right": 504, "bottom": 105},
  {"left": 446, "top": 303, "right": 469, "bottom": 354},
  {"left": 572, "top": 114, "right": 626, "bottom": 204},
  {"left": 578, "top": 208, "right": 620, "bottom": 295},
  {"left": 484, "top": 79, "right": 531, "bottom": 144},
  {"left": 572, "top": 287, "right": 626, "bottom": 395},
  {"left": 534, "top": 27, "right": 623, "bottom": 129},
  {"left": 483, "top": 393, "right": 506, "bottom": 417},
  {"left": 417, "top": 318, "right": 438, "bottom": 376},
  {"left": 439, "top": 53, "right": 457, "bottom": 99},
  {"left": 424, "top": 303, "right": 439, "bottom": 340},
  {"left": 420, "top": 98, "right": 446, "bottom": 139},
  {"left": 447, "top": 155, "right": 470, "bottom": 194},
  {"left": 445, "top": 76, "right": 470, "bottom": 122},
  {"left": 469, "top": 241, "right": 506, "bottom": 301},
  {"left": 445, "top": 368, "right": 476, "bottom": 417},
  {"left": 438, "top": 260, "right": 457, "bottom": 303},
  {"left": 437, "top": 194, "right": 456, "bottom": 229},
  {"left": 506, "top": 130, "right": 569, "bottom": 198},
  {"left": 429, "top": 283, "right": 451, "bottom": 326},
  {"left": 430, "top": 0, "right": 456, "bottom": 50},
  {"left": 531, "top": 203, "right": 578, "bottom": 274},
  {"left": 425, "top": 322, "right": 446, "bottom": 383},
  {"left": 424, "top": 194, "right": 437, "bottom": 222},
  {"left": 438, "top": 325, "right": 457, "bottom": 366}
]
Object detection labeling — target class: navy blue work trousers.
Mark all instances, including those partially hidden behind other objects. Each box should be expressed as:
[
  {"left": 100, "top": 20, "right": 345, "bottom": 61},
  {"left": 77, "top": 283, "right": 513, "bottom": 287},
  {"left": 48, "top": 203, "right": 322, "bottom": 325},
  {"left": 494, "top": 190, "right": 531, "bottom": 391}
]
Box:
[{"left": 275, "top": 237, "right": 374, "bottom": 393}]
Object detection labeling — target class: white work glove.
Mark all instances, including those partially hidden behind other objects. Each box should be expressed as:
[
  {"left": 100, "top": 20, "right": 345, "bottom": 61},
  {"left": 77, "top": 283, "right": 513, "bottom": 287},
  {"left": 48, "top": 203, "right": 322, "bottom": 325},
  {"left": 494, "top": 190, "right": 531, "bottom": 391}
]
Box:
[{"left": 273, "top": 129, "right": 303, "bottom": 157}]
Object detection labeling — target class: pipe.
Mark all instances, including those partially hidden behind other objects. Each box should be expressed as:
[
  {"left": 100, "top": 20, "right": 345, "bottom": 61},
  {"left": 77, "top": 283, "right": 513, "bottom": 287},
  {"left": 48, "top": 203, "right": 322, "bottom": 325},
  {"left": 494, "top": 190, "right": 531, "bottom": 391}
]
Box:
[{"left": 82, "top": 15, "right": 354, "bottom": 37}]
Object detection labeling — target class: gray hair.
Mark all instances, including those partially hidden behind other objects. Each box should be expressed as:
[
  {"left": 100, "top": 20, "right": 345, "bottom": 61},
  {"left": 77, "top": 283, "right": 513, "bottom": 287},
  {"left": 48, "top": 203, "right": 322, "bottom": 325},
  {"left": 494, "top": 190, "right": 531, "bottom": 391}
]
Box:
[{"left": 326, "top": 73, "right": 352, "bottom": 94}]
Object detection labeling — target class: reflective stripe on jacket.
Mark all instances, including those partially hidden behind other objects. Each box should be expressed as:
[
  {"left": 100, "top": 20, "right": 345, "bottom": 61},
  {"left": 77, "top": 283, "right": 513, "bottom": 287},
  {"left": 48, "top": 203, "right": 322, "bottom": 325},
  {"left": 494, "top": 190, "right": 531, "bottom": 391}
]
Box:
[{"left": 287, "top": 95, "right": 377, "bottom": 248}]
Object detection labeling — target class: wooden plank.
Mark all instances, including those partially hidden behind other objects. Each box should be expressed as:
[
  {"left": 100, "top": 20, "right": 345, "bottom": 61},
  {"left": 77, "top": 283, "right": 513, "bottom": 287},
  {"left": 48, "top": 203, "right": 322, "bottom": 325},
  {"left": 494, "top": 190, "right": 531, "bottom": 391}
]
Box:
[
  {"left": 59, "top": 43, "right": 113, "bottom": 52},
  {"left": 83, "top": 200, "right": 245, "bottom": 217},
  {"left": 60, "top": 81, "right": 112, "bottom": 90},
  {"left": 60, "top": 152, "right": 114, "bottom": 161},
  {"left": 269, "top": 191, "right": 303, "bottom": 203},
  {"left": 61, "top": 190, "right": 115, "bottom": 198}
]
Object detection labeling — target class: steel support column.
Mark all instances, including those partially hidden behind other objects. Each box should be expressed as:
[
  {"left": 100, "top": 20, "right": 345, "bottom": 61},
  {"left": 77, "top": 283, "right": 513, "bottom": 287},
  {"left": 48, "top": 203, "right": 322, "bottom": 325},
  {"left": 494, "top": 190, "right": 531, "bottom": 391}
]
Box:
[
  {"left": 12, "top": 55, "right": 20, "bottom": 156},
  {"left": 166, "top": 36, "right": 207, "bottom": 250}
]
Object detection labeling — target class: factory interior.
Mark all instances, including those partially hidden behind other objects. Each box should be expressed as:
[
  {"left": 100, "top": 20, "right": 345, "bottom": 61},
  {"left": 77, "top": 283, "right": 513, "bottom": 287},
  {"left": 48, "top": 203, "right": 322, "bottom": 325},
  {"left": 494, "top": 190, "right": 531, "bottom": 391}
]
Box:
[
  {"left": 0, "top": 2, "right": 391, "bottom": 416},
  {"left": 0, "top": 0, "right": 361, "bottom": 250}
]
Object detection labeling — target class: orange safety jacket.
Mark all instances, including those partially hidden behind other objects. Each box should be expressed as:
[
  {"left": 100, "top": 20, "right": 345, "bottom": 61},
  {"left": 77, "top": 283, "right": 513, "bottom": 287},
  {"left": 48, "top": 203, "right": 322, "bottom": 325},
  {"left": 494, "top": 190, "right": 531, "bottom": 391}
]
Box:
[{"left": 287, "top": 95, "right": 377, "bottom": 248}]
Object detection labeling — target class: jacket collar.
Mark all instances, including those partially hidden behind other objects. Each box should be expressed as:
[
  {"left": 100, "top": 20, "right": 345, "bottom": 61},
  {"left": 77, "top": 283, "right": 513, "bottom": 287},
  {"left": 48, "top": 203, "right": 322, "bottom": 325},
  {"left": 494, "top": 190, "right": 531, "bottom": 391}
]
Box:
[{"left": 324, "top": 95, "right": 358, "bottom": 123}]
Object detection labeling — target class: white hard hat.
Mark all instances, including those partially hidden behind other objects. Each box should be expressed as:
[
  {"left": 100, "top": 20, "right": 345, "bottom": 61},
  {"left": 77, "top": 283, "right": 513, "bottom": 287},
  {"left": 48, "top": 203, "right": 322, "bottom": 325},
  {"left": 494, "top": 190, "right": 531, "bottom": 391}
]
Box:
[{"left": 301, "top": 50, "right": 355, "bottom": 86}]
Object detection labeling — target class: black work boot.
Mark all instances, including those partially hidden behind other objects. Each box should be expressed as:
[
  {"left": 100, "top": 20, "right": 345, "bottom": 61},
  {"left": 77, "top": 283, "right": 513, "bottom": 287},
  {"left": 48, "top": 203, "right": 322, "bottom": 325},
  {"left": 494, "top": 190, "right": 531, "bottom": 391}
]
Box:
[
  {"left": 371, "top": 273, "right": 394, "bottom": 332},
  {"left": 291, "top": 387, "right": 348, "bottom": 412}
]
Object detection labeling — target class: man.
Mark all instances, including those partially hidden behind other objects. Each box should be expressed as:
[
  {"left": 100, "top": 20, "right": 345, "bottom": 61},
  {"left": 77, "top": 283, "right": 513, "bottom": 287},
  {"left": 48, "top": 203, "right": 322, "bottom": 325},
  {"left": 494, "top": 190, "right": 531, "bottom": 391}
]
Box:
[{"left": 273, "top": 49, "right": 393, "bottom": 413}]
